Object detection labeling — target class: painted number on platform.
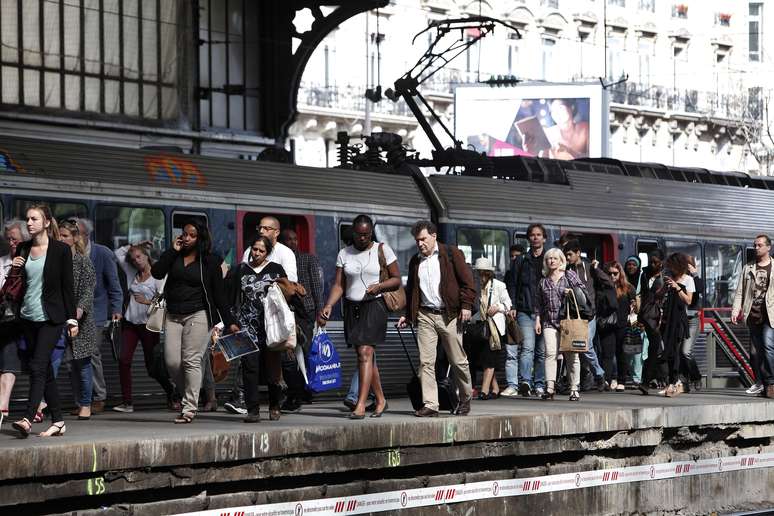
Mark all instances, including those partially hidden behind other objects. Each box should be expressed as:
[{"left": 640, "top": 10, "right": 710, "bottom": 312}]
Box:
[
  {"left": 387, "top": 448, "right": 401, "bottom": 467},
  {"left": 220, "top": 435, "right": 238, "bottom": 460},
  {"left": 259, "top": 433, "right": 270, "bottom": 453},
  {"left": 444, "top": 422, "right": 457, "bottom": 443},
  {"left": 87, "top": 476, "right": 106, "bottom": 495}
]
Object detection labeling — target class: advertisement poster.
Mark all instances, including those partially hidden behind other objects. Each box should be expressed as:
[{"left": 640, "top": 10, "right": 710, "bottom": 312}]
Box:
[{"left": 455, "top": 83, "right": 609, "bottom": 160}]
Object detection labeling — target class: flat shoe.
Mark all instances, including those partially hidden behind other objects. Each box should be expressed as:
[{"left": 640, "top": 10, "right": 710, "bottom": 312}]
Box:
[
  {"left": 348, "top": 412, "right": 365, "bottom": 420},
  {"left": 12, "top": 418, "right": 32, "bottom": 438},
  {"left": 174, "top": 412, "right": 195, "bottom": 424},
  {"left": 39, "top": 421, "right": 66, "bottom": 437}
]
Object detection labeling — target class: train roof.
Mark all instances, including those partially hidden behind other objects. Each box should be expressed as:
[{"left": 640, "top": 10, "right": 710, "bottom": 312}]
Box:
[
  {"left": 0, "top": 136, "right": 430, "bottom": 219},
  {"left": 430, "top": 165, "right": 771, "bottom": 240}
]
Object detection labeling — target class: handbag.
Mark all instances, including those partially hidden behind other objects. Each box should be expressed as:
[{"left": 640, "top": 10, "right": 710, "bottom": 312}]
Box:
[
  {"left": 0, "top": 248, "right": 29, "bottom": 324},
  {"left": 465, "top": 320, "right": 490, "bottom": 344},
  {"left": 264, "top": 283, "right": 296, "bottom": 350},
  {"left": 210, "top": 346, "right": 230, "bottom": 382},
  {"left": 145, "top": 293, "right": 166, "bottom": 333},
  {"left": 377, "top": 243, "right": 407, "bottom": 312},
  {"left": 559, "top": 289, "right": 590, "bottom": 353},
  {"left": 623, "top": 326, "right": 644, "bottom": 355}
]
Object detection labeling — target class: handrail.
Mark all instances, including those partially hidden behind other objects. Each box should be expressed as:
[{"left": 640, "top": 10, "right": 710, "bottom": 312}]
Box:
[{"left": 700, "top": 307, "right": 755, "bottom": 386}]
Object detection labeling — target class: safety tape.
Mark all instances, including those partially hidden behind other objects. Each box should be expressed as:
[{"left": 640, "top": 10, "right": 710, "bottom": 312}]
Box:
[{"left": 176, "top": 451, "right": 774, "bottom": 516}]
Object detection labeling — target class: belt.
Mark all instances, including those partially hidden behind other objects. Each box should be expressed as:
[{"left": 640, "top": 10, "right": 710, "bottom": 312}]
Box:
[{"left": 420, "top": 306, "right": 445, "bottom": 315}]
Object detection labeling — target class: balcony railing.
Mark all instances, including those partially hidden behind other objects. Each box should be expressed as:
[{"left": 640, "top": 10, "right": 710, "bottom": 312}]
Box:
[
  {"left": 298, "top": 83, "right": 414, "bottom": 118},
  {"left": 609, "top": 82, "right": 755, "bottom": 121}
]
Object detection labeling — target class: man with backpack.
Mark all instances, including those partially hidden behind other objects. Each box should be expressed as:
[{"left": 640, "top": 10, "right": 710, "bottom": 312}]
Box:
[{"left": 398, "top": 220, "right": 476, "bottom": 417}]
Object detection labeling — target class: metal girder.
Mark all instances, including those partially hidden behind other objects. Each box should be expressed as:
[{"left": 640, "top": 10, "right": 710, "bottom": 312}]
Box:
[{"left": 258, "top": 0, "right": 388, "bottom": 142}]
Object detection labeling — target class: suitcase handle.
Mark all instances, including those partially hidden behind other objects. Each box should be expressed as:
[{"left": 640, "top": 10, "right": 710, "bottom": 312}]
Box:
[{"left": 395, "top": 323, "right": 418, "bottom": 377}]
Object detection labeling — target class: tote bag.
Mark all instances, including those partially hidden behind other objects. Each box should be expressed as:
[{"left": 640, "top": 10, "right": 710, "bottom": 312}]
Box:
[
  {"left": 559, "top": 289, "right": 590, "bottom": 353},
  {"left": 306, "top": 328, "right": 342, "bottom": 392}
]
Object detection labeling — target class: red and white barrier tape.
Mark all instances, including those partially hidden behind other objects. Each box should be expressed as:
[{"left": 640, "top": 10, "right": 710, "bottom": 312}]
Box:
[{"left": 176, "top": 452, "right": 774, "bottom": 516}]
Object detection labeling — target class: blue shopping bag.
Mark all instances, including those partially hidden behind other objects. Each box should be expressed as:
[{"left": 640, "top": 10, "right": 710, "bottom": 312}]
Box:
[{"left": 306, "top": 328, "right": 342, "bottom": 393}]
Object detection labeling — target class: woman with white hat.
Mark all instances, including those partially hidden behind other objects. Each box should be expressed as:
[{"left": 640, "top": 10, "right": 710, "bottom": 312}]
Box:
[{"left": 473, "top": 257, "right": 511, "bottom": 400}]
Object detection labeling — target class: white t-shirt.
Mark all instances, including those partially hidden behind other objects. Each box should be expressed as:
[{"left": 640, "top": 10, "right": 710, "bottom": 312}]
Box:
[
  {"left": 677, "top": 274, "right": 696, "bottom": 293},
  {"left": 336, "top": 243, "right": 397, "bottom": 302},
  {"left": 242, "top": 241, "right": 297, "bottom": 282}
]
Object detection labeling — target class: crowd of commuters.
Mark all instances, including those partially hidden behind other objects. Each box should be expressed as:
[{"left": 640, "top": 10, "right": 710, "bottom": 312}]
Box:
[{"left": 2, "top": 205, "right": 773, "bottom": 437}]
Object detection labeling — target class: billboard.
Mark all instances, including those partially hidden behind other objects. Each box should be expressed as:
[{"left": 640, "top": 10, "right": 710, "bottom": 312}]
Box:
[{"left": 454, "top": 83, "right": 609, "bottom": 160}]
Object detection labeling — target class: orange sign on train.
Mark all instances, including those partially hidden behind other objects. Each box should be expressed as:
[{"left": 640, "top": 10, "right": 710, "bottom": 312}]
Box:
[
  {"left": 0, "top": 149, "right": 26, "bottom": 174},
  {"left": 144, "top": 154, "right": 207, "bottom": 188}
]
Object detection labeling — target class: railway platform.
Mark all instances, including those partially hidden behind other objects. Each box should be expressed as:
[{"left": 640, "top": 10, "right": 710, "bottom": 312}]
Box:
[{"left": 2, "top": 390, "right": 774, "bottom": 515}]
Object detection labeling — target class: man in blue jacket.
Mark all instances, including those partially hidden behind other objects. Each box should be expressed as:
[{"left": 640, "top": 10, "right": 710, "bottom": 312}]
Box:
[{"left": 78, "top": 219, "right": 123, "bottom": 414}]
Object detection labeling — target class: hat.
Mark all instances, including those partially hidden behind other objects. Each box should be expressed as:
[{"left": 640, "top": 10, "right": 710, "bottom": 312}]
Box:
[
  {"left": 624, "top": 255, "right": 641, "bottom": 268},
  {"left": 474, "top": 257, "right": 495, "bottom": 271}
]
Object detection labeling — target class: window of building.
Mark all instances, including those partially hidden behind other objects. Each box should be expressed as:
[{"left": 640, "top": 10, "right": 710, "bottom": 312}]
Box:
[
  {"left": 749, "top": 3, "right": 763, "bottom": 62},
  {"left": 638, "top": 38, "right": 655, "bottom": 87},
  {"left": 199, "top": 0, "right": 260, "bottom": 132},
  {"left": 607, "top": 33, "right": 625, "bottom": 80},
  {"left": 13, "top": 199, "right": 88, "bottom": 223},
  {"left": 457, "top": 227, "right": 509, "bottom": 278},
  {"left": 541, "top": 38, "right": 556, "bottom": 81},
  {"left": 507, "top": 43, "right": 519, "bottom": 76},
  {"left": 95, "top": 205, "right": 165, "bottom": 259},
  {"left": 0, "top": 0, "right": 178, "bottom": 121},
  {"left": 705, "top": 243, "right": 743, "bottom": 308},
  {"left": 749, "top": 86, "right": 763, "bottom": 121},
  {"left": 541, "top": 0, "right": 559, "bottom": 8},
  {"left": 608, "top": 0, "right": 626, "bottom": 6},
  {"left": 638, "top": 0, "right": 655, "bottom": 11}
]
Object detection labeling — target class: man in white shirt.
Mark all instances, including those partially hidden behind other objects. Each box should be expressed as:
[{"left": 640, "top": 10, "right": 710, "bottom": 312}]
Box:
[{"left": 241, "top": 216, "right": 298, "bottom": 282}]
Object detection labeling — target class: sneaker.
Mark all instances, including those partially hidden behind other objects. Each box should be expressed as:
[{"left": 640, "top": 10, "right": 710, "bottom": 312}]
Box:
[
  {"left": 746, "top": 383, "right": 764, "bottom": 396},
  {"left": 596, "top": 376, "right": 608, "bottom": 392},
  {"left": 534, "top": 387, "right": 545, "bottom": 397},
  {"left": 609, "top": 380, "right": 618, "bottom": 391},
  {"left": 112, "top": 404, "right": 134, "bottom": 413},
  {"left": 615, "top": 383, "right": 625, "bottom": 392},
  {"left": 224, "top": 400, "right": 248, "bottom": 415},
  {"left": 518, "top": 382, "right": 532, "bottom": 397},
  {"left": 500, "top": 386, "right": 518, "bottom": 398}
]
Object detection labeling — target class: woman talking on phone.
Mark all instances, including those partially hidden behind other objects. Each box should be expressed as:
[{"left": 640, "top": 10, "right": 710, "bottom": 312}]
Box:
[
  {"left": 11, "top": 204, "right": 78, "bottom": 437},
  {"left": 318, "top": 215, "right": 400, "bottom": 420},
  {"left": 151, "top": 221, "right": 230, "bottom": 424}
]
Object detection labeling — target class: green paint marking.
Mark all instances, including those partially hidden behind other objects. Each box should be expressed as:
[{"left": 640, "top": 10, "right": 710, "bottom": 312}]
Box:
[{"left": 387, "top": 448, "right": 401, "bottom": 467}]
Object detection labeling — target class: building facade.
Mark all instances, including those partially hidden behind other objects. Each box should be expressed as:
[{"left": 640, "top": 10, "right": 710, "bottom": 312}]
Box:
[{"left": 294, "top": 0, "right": 770, "bottom": 174}]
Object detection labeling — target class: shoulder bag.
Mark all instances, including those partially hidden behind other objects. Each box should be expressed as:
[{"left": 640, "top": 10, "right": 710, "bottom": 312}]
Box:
[
  {"left": 559, "top": 289, "right": 590, "bottom": 353},
  {"left": 145, "top": 276, "right": 167, "bottom": 333},
  {"left": 377, "top": 243, "right": 407, "bottom": 312},
  {"left": 466, "top": 283, "right": 493, "bottom": 344},
  {"left": 0, "top": 246, "right": 30, "bottom": 324}
]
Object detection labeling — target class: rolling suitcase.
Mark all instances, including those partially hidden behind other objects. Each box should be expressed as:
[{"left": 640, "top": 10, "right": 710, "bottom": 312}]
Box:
[{"left": 396, "top": 324, "right": 459, "bottom": 414}]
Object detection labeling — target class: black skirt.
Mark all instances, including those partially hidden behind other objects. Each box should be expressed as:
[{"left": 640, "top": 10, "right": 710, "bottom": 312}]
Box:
[{"left": 343, "top": 297, "right": 388, "bottom": 348}]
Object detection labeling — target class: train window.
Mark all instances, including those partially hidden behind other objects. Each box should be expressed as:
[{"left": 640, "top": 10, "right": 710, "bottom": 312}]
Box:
[
  {"left": 457, "top": 227, "right": 509, "bottom": 278},
  {"left": 374, "top": 223, "right": 414, "bottom": 285},
  {"left": 705, "top": 243, "right": 743, "bottom": 308},
  {"left": 95, "top": 205, "right": 165, "bottom": 259},
  {"left": 664, "top": 241, "right": 702, "bottom": 272},
  {"left": 13, "top": 199, "right": 87, "bottom": 222},
  {"left": 173, "top": 211, "right": 208, "bottom": 239}
]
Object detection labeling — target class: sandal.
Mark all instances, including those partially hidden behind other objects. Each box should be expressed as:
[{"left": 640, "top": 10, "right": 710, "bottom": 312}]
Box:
[
  {"left": 269, "top": 408, "right": 281, "bottom": 421},
  {"left": 32, "top": 411, "right": 44, "bottom": 424},
  {"left": 541, "top": 390, "right": 555, "bottom": 401},
  {"left": 569, "top": 391, "right": 581, "bottom": 401},
  {"left": 12, "top": 418, "right": 32, "bottom": 438},
  {"left": 174, "top": 412, "right": 195, "bottom": 424},
  {"left": 39, "top": 421, "right": 66, "bottom": 437}
]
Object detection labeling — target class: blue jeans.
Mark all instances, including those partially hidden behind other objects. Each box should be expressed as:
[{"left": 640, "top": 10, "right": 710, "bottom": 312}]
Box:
[
  {"left": 581, "top": 318, "right": 605, "bottom": 378},
  {"left": 517, "top": 313, "right": 545, "bottom": 390},
  {"left": 505, "top": 343, "right": 519, "bottom": 389},
  {"left": 749, "top": 323, "right": 774, "bottom": 386},
  {"left": 71, "top": 357, "right": 93, "bottom": 407},
  {"left": 344, "top": 361, "right": 376, "bottom": 404},
  {"left": 628, "top": 332, "right": 648, "bottom": 383}
]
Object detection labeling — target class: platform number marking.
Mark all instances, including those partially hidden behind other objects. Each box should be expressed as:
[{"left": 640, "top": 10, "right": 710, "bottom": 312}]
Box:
[
  {"left": 259, "top": 433, "right": 270, "bottom": 454},
  {"left": 86, "top": 443, "right": 106, "bottom": 496},
  {"left": 387, "top": 448, "right": 401, "bottom": 467},
  {"left": 444, "top": 422, "right": 457, "bottom": 443}
]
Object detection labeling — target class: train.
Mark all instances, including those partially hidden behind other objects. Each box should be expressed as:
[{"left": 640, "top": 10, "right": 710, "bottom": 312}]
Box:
[{"left": 1, "top": 134, "right": 766, "bottom": 402}]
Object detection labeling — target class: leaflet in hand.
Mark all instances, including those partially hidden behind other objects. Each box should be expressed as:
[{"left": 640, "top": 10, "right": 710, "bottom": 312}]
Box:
[{"left": 216, "top": 330, "right": 259, "bottom": 361}]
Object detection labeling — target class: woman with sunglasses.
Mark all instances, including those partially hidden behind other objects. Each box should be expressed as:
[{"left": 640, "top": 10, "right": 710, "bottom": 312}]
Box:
[{"left": 602, "top": 261, "right": 635, "bottom": 392}]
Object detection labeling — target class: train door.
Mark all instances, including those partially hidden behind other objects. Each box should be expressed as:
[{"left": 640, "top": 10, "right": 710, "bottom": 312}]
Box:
[
  {"left": 238, "top": 211, "right": 313, "bottom": 257},
  {"left": 560, "top": 231, "right": 617, "bottom": 263}
]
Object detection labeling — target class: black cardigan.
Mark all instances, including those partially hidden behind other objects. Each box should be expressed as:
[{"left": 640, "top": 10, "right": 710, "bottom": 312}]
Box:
[
  {"left": 151, "top": 248, "right": 231, "bottom": 328},
  {"left": 16, "top": 239, "right": 76, "bottom": 325}
]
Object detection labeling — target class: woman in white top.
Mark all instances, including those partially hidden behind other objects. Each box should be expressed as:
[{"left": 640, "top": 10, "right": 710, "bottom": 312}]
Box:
[
  {"left": 114, "top": 242, "right": 176, "bottom": 412},
  {"left": 473, "top": 258, "right": 511, "bottom": 400},
  {"left": 659, "top": 252, "right": 696, "bottom": 398},
  {"left": 319, "top": 215, "right": 401, "bottom": 419}
]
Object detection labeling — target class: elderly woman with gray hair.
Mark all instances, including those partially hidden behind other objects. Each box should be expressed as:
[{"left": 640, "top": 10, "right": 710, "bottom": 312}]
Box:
[
  {"left": 534, "top": 247, "right": 590, "bottom": 401},
  {"left": 0, "top": 219, "right": 30, "bottom": 427}
]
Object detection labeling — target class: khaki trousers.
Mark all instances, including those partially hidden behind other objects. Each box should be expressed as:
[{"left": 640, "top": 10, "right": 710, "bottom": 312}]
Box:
[
  {"left": 164, "top": 310, "right": 210, "bottom": 414},
  {"left": 416, "top": 309, "right": 472, "bottom": 411},
  {"left": 543, "top": 327, "right": 580, "bottom": 392}
]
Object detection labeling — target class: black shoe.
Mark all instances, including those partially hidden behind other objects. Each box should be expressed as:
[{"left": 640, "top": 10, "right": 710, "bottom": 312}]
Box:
[
  {"left": 348, "top": 411, "right": 366, "bottom": 420},
  {"left": 343, "top": 399, "right": 357, "bottom": 411},
  {"left": 596, "top": 376, "right": 607, "bottom": 392},
  {"left": 455, "top": 397, "right": 471, "bottom": 416},
  {"left": 281, "top": 400, "right": 302, "bottom": 414},
  {"left": 518, "top": 382, "right": 531, "bottom": 397},
  {"left": 365, "top": 401, "right": 377, "bottom": 412},
  {"left": 636, "top": 383, "right": 649, "bottom": 395},
  {"left": 370, "top": 402, "right": 389, "bottom": 418},
  {"left": 414, "top": 406, "right": 439, "bottom": 418},
  {"left": 243, "top": 412, "right": 260, "bottom": 423}
]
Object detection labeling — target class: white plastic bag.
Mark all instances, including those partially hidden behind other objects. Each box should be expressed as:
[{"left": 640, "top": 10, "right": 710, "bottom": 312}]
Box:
[{"left": 263, "top": 282, "right": 295, "bottom": 348}]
